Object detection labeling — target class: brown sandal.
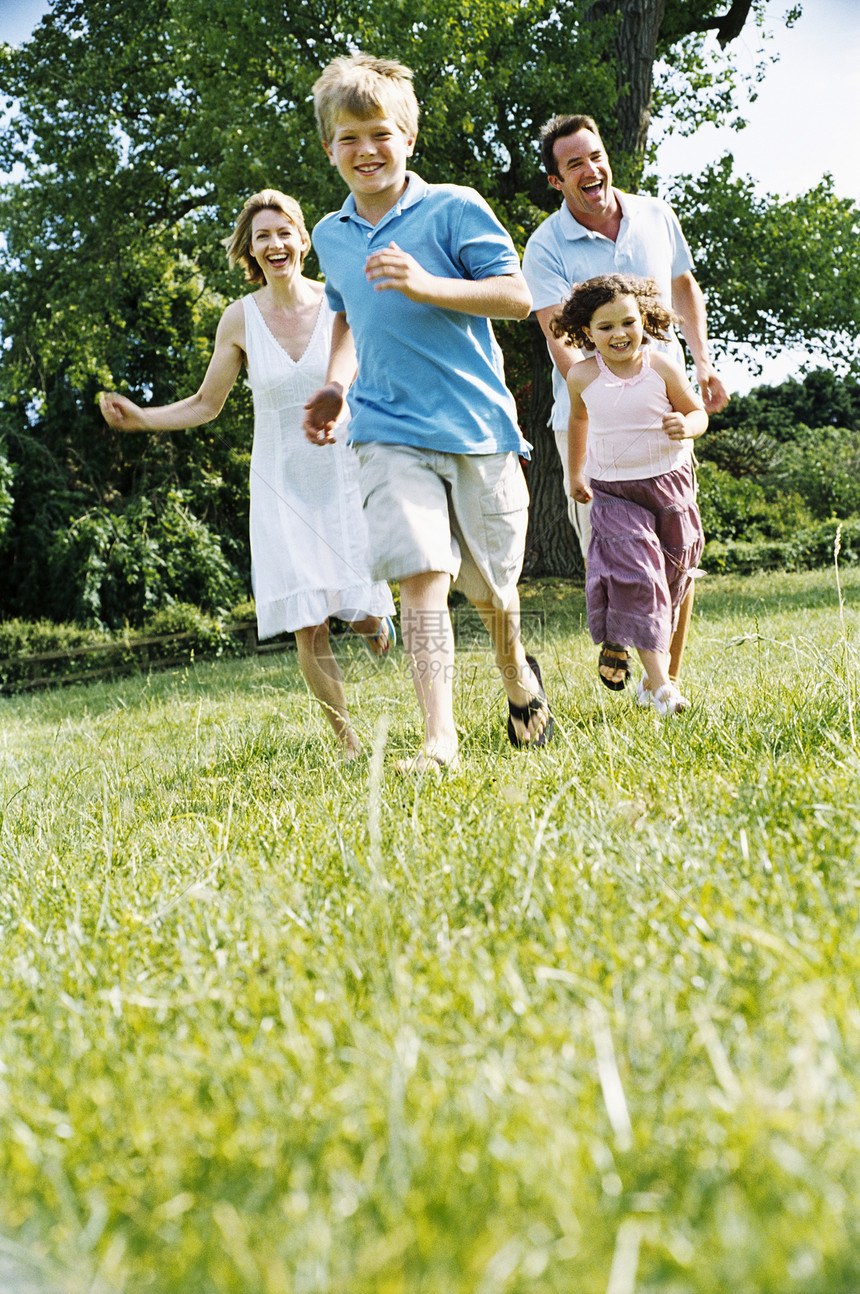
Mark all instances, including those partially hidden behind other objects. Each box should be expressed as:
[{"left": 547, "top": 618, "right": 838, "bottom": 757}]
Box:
[{"left": 598, "top": 642, "right": 630, "bottom": 691}]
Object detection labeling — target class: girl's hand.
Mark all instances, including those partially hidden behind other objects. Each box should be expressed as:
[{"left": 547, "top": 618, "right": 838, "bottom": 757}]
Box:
[
  {"left": 99, "top": 392, "right": 147, "bottom": 431},
  {"left": 570, "top": 473, "right": 593, "bottom": 504},
  {"left": 662, "top": 411, "right": 690, "bottom": 440},
  {"left": 303, "top": 383, "right": 344, "bottom": 444}
]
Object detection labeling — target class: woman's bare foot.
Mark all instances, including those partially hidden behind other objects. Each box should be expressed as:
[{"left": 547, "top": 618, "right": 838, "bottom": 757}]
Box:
[
  {"left": 354, "top": 614, "right": 396, "bottom": 658},
  {"left": 338, "top": 729, "right": 363, "bottom": 762}
]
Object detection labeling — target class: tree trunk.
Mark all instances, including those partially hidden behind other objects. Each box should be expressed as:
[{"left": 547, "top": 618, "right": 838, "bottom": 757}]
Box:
[
  {"left": 522, "top": 318, "right": 584, "bottom": 578},
  {"left": 585, "top": 0, "right": 667, "bottom": 185}
]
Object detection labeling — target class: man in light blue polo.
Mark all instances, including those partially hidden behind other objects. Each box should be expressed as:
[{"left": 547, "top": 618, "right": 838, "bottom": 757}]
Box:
[{"left": 522, "top": 113, "right": 729, "bottom": 687}]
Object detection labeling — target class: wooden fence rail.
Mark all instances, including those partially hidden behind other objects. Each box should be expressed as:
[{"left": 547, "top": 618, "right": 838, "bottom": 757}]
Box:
[{"left": 0, "top": 621, "right": 293, "bottom": 694}]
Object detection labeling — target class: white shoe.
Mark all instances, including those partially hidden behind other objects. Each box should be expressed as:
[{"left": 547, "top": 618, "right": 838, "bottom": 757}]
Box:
[
  {"left": 650, "top": 682, "right": 688, "bottom": 718},
  {"left": 635, "top": 676, "right": 651, "bottom": 708}
]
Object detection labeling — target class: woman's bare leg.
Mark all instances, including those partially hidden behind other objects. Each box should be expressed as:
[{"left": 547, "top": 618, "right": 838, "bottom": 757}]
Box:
[{"left": 294, "top": 622, "right": 361, "bottom": 759}]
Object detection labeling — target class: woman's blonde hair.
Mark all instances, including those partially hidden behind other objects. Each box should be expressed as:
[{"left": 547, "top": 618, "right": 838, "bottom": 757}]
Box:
[
  {"left": 312, "top": 52, "right": 420, "bottom": 143},
  {"left": 223, "top": 190, "right": 310, "bottom": 285}
]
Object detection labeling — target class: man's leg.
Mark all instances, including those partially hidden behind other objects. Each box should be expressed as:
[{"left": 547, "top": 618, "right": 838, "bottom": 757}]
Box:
[
  {"left": 398, "top": 570, "right": 460, "bottom": 769},
  {"left": 668, "top": 585, "right": 694, "bottom": 683}
]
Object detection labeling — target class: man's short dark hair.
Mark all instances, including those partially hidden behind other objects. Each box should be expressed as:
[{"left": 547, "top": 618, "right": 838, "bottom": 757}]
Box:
[{"left": 539, "top": 114, "right": 601, "bottom": 177}]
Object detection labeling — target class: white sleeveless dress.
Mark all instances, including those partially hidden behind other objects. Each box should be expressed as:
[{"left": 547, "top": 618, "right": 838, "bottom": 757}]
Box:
[{"left": 243, "top": 294, "right": 394, "bottom": 639}]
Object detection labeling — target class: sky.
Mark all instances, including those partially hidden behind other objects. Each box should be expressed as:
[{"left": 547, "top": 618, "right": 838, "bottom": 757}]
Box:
[{"left": 2, "top": 0, "right": 858, "bottom": 393}]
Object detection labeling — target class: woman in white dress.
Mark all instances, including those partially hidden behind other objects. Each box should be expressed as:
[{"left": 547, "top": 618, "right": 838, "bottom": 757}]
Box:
[{"left": 100, "top": 190, "right": 395, "bottom": 760}]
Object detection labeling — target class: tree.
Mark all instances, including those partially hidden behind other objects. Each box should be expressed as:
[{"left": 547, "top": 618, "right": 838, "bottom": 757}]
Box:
[
  {"left": 669, "top": 162, "right": 860, "bottom": 372},
  {"left": 1, "top": 0, "right": 842, "bottom": 616}
]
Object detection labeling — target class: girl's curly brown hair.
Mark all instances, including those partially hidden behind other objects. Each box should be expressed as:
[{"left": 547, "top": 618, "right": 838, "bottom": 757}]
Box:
[{"left": 550, "top": 273, "right": 676, "bottom": 349}]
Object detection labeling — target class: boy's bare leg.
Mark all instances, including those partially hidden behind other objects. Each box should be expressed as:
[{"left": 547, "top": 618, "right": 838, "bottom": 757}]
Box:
[
  {"left": 398, "top": 570, "right": 460, "bottom": 769},
  {"left": 294, "top": 623, "right": 361, "bottom": 760},
  {"left": 668, "top": 585, "right": 694, "bottom": 684},
  {"left": 472, "top": 591, "right": 550, "bottom": 745}
]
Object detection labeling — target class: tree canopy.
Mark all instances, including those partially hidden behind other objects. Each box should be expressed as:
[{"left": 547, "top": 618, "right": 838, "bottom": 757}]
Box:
[{"left": 1, "top": 0, "right": 857, "bottom": 616}]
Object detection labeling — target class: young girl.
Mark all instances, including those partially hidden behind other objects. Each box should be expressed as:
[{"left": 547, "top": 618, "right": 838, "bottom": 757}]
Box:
[
  {"left": 100, "top": 190, "right": 395, "bottom": 760},
  {"left": 551, "top": 274, "right": 707, "bottom": 717}
]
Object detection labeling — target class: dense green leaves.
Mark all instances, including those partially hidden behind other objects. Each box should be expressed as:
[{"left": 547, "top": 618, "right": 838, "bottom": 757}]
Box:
[
  {"left": 668, "top": 160, "right": 860, "bottom": 369},
  {"left": 3, "top": 0, "right": 856, "bottom": 615}
]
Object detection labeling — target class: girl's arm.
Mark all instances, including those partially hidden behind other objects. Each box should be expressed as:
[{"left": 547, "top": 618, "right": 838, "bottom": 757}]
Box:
[
  {"left": 566, "top": 364, "right": 594, "bottom": 503},
  {"left": 652, "top": 353, "right": 709, "bottom": 442},
  {"left": 100, "top": 301, "right": 245, "bottom": 432},
  {"left": 303, "top": 312, "right": 358, "bottom": 445}
]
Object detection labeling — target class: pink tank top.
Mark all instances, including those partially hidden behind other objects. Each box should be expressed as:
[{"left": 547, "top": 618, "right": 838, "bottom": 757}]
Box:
[{"left": 582, "top": 348, "right": 691, "bottom": 482}]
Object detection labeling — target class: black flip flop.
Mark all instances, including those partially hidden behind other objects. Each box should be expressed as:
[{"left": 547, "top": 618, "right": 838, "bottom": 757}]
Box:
[{"left": 507, "top": 654, "right": 554, "bottom": 749}]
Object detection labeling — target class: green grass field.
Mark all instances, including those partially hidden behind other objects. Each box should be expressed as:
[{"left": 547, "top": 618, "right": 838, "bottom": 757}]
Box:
[{"left": 2, "top": 568, "right": 860, "bottom": 1294}]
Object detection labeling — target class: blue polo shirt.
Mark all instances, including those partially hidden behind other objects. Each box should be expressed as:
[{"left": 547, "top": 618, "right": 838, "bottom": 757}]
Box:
[
  {"left": 313, "top": 173, "right": 530, "bottom": 457},
  {"left": 522, "top": 190, "right": 694, "bottom": 429}
]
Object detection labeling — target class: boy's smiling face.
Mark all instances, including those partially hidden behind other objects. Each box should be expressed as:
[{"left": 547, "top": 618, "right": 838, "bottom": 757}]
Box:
[{"left": 324, "top": 112, "right": 416, "bottom": 219}]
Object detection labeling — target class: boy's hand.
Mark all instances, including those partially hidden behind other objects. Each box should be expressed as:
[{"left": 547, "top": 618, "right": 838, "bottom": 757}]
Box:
[
  {"left": 303, "top": 383, "right": 345, "bottom": 444},
  {"left": 365, "top": 242, "right": 435, "bottom": 302},
  {"left": 570, "top": 473, "right": 593, "bottom": 504},
  {"left": 662, "top": 411, "right": 690, "bottom": 440}
]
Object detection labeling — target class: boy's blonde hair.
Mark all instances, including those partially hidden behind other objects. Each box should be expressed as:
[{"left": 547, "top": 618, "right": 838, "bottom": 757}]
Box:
[
  {"left": 312, "top": 52, "right": 420, "bottom": 143},
  {"left": 223, "top": 190, "right": 310, "bottom": 285}
]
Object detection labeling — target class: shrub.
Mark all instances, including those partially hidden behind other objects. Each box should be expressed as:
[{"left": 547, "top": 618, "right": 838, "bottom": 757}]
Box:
[
  {"left": 46, "top": 489, "right": 243, "bottom": 629},
  {"left": 697, "top": 461, "right": 811, "bottom": 542},
  {"left": 702, "top": 518, "right": 860, "bottom": 575}
]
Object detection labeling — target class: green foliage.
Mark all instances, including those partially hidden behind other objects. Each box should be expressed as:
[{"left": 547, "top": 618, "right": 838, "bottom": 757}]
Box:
[
  {"left": 0, "top": 617, "right": 107, "bottom": 660},
  {"left": 709, "top": 368, "right": 860, "bottom": 440},
  {"left": 697, "top": 460, "right": 811, "bottom": 543},
  {"left": 694, "top": 369, "right": 860, "bottom": 576},
  {"left": 3, "top": 571, "right": 860, "bottom": 1291},
  {"left": 0, "top": 603, "right": 256, "bottom": 691},
  {"left": 45, "top": 489, "right": 244, "bottom": 629},
  {"left": 0, "top": 434, "right": 13, "bottom": 551},
  {"left": 668, "top": 164, "right": 860, "bottom": 368}
]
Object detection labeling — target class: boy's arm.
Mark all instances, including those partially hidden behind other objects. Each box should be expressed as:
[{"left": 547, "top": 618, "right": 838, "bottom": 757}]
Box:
[
  {"left": 303, "top": 312, "right": 357, "bottom": 445},
  {"left": 365, "top": 241, "right": 532, "bottom": 319},
  {"left": 100, "top": 302, "right": 244, "bottom": 431}
]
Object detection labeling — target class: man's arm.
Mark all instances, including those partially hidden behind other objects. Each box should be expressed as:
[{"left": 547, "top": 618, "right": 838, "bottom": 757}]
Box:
[
  {"left": 534, "top": 303, "right": 585, "bottom": 380},
  {"left": 364, "top": 241, "right": 532, "bottom": 319},
  {"left": 671, "top": 271, "right": 730, "bottom": 414}
]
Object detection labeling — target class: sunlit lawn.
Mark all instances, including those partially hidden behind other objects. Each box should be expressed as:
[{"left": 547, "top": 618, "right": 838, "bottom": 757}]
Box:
[{"left": 2, "top": 567, "right": 860, "bottom": 1293}]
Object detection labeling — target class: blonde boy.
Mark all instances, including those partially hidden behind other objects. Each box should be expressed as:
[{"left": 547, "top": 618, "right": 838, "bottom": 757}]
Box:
[{"left": 304, "top": 53, "right": 552, "bottom": 771}]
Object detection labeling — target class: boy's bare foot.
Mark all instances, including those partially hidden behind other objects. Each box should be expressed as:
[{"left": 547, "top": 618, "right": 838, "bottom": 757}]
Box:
[
  {"left": 393, "top": 744, "right": 460, "bottom": 776},
  {"left": 338, "top": 730, "right": 363, "bottom": 762}
]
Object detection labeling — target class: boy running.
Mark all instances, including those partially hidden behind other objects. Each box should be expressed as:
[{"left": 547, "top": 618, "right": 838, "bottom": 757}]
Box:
[{"left": 304, "top": 53, "right": 552, "bottom": 771}]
